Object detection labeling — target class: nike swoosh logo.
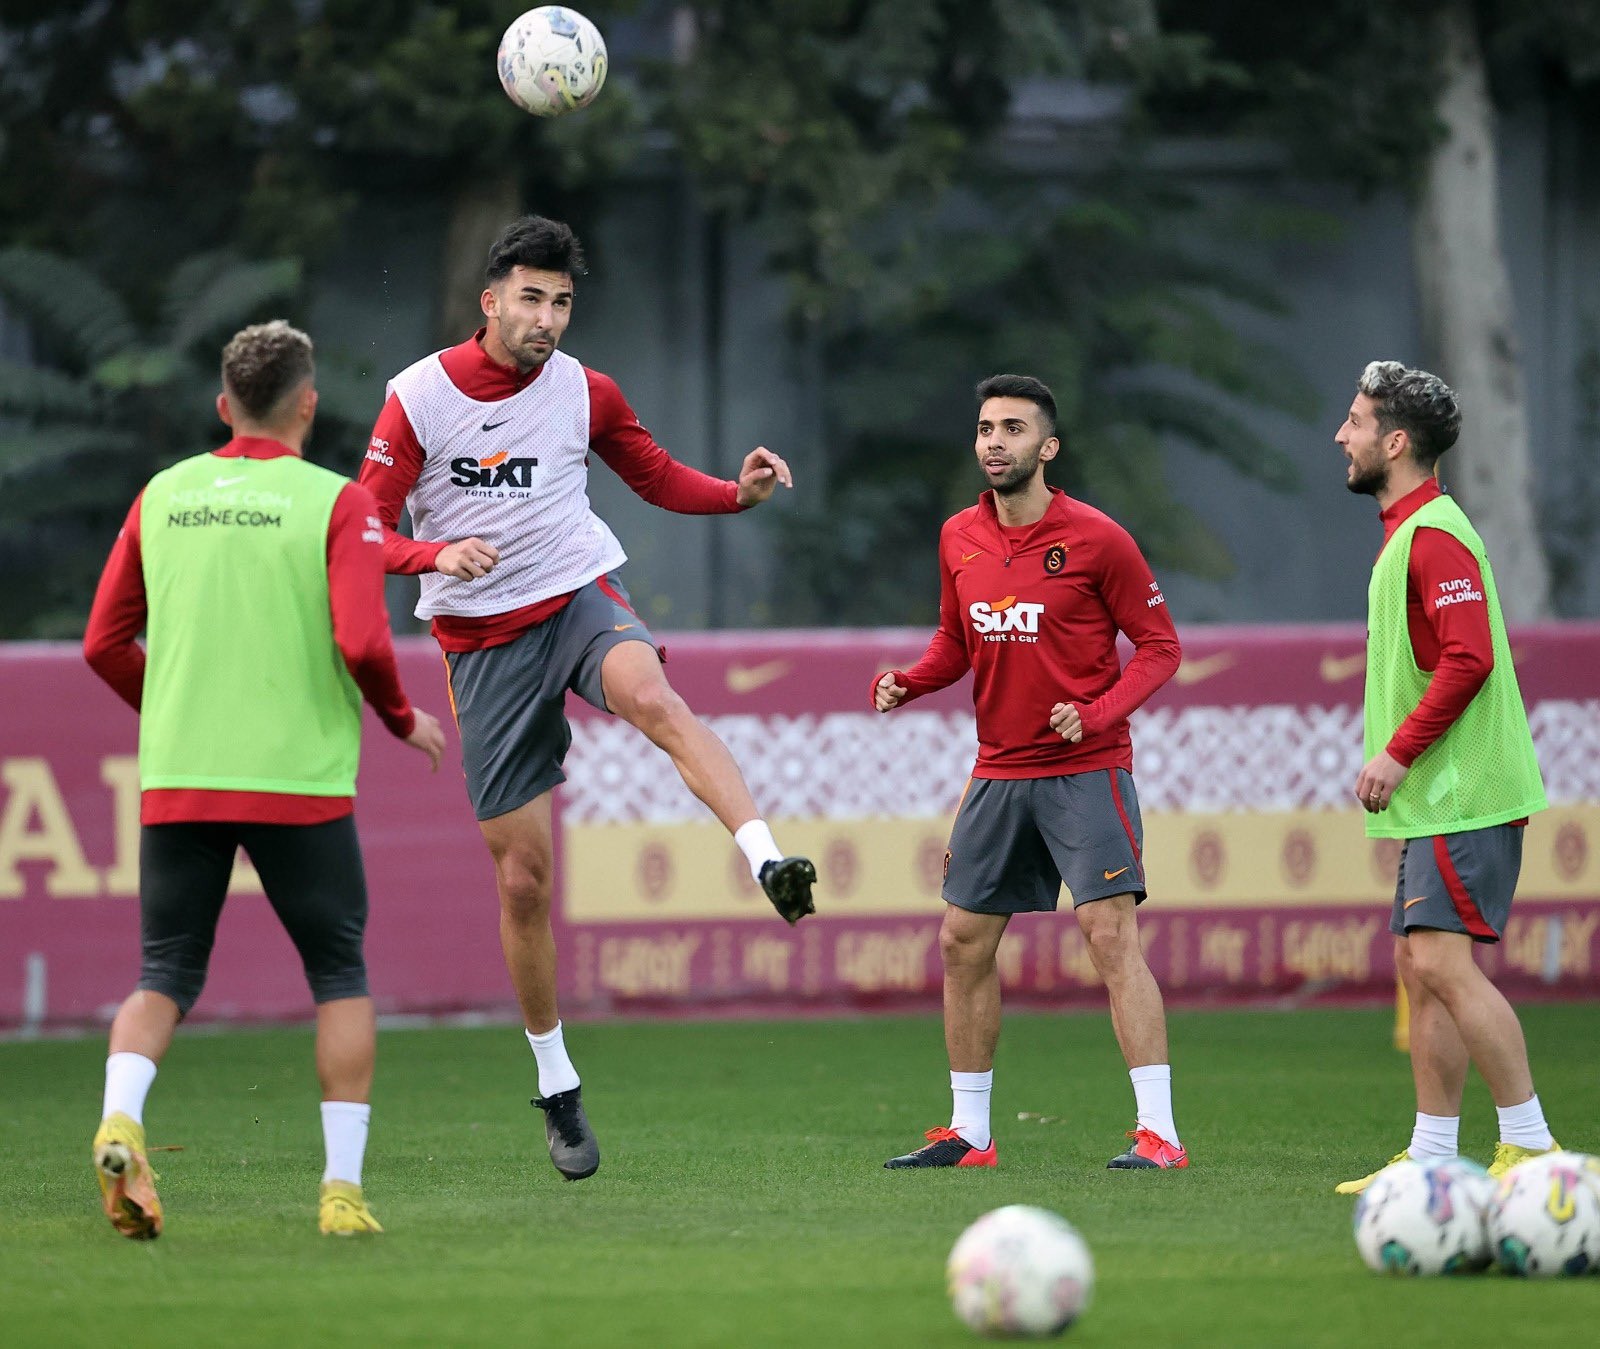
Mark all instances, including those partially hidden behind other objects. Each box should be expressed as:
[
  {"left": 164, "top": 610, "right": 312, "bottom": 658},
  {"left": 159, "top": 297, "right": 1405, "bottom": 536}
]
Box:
[
  {"left": 1172, "top": 652, "right": 1236, "bottom": 686},
  {"left": 1103, "top": 866, "right": 1130, "bottom": 881},
  {"left": 961, "top": 550, "right": 983, "bottom": 562},
  {"left": 726, "top": 658, "right": 791, "bottom": 694},
  {"left": 1404, "top": 896, "right": 1427, "bottom": 910},
  {"left": 481, "top": 419, "right": 510, "bottom": 432},
  {"left": 1320, "top": 653, "right": 1366, "bottom": 683},
  {"left": 613, "top": 624, "right": 635, "bottom": 632},
  {"left": 212, "top": 476, "right": 247, "bottom": 488}
]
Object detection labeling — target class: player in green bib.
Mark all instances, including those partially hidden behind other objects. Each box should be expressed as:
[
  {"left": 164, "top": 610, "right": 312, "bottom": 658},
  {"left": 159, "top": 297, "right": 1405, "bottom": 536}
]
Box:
[
  {"left": 83, "top": 322, "right": 446, "bottom": 1239},
  {"left": 1330, "top": 360, "right": 1563, "bottom": 1196}
]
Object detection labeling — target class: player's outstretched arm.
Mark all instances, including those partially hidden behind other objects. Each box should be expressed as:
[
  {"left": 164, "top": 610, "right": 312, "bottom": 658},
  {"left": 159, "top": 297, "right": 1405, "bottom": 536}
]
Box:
[{"left": 734, "top": 447, "right": 794, "bottom": 507}]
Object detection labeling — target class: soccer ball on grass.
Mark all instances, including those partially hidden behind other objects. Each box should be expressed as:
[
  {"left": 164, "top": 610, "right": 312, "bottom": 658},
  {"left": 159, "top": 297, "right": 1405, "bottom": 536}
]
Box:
[
  {"left": 497, "top": 6, "right": 608, "bottom": 118},
  {"left": 1486, "top": 1151, "right": 1600, "bottom": 1277},
  {"left": 1351, "top": 1157, "right": 1494, "bottom": 1275},
  {"left": 946, "top": 1204, "right": 1094, "bottom": 1337}
]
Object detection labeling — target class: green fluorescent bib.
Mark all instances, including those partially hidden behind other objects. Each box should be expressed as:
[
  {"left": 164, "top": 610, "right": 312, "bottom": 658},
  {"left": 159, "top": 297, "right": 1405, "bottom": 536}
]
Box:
[
  {"left": 1363, "top": 493, "right": 1546, "bottom": 838},
  {"left": 137, "top": 453, "right": 362, "bottom": 796}
]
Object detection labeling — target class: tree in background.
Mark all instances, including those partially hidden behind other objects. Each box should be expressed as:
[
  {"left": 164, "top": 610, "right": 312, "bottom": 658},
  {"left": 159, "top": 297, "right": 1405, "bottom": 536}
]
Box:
[
  {"left": 1157, "top": 0, "right": 1600, "bottom": 620},
  {"left": 0, "top": 249, "right": 316, "bottom": 635},
  {"left": 651, "top": 0, "right": 1312, "bottom": 623}
]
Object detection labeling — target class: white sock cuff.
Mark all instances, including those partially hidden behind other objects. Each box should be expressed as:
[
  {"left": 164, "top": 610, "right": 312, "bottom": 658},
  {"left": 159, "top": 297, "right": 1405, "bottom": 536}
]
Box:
[
  {"left": 526, "top": 1022, "right": 565, "bottom": 1050},
  {"left": 951, "top": 1070, "right": 994, "bottom": 1091},
  {"left": 734, "top": 820, "right": 784, "bottom": 880},
  {"left": 320, "top": 1100, "right": 372, "bottom": 1122},
  {"left": 103, "top": 1052, "right": 159, "bottom": 1125},
  {"left": 1129, "top": 1064, "right": 1172, "bottom": 1085}
]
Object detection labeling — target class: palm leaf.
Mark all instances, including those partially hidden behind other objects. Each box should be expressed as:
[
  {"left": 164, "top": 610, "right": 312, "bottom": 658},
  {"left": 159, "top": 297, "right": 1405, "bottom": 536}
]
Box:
[
  {"left": 165, "top": 257, "right": 302, "bottom": 355},
  {"left": 0, "top": 359, "right": 95, "bottom": 418},
  {"left": 0, "top": 425, "right": 142, "bottom": 477},
  {"left": 0, "top": 248, "right": 136, "bottom": 366}
]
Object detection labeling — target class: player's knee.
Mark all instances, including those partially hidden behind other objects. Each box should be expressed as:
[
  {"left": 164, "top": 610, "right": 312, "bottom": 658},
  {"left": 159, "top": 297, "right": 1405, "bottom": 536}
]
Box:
[
  {"left": 137, "top": 967, "right": 206, "bottom": 1018},
  {"left": 1079, "top": 912, "right": 1138, "bottom": 971},
  {"left": 616, "top": 678, "right": 687, "bottom": 741},
  {"left": 1405, "top": 939, "right": 1469, "bottom": 996},
  {"left": 938, "top": 919, "right": 992, "bottom": 971},
  {"left": 496, "top": 850, "right": 554, "bottom": 922}
]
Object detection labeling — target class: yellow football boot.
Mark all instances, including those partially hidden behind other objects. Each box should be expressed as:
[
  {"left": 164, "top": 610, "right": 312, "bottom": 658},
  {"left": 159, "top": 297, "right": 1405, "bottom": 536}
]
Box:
[
  {"left": 1489, "top": 1140, "right": 1560, "bottom": 1178},
  {"left": 92, "top": 1112, "right": 163, "bottom": 1239},
  {"left": 319, "top": 1180, "right": 383, "bottom": 1236},
  {"left": 1334, "top": 1150, "right": 1410, "bottom": 1196}
]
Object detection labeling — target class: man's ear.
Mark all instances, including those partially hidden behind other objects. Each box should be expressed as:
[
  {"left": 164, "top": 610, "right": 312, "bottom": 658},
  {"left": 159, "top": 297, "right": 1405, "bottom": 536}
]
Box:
[{"left": 216, "top": 390, "right": 234, "bottom": 428}]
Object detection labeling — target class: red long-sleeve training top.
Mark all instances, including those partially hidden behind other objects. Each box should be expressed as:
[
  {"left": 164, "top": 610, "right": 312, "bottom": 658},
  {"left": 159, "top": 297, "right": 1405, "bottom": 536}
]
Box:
[
  {"left": 82, "top": 436, "right": 416, "bottom": 826},
  {"left": 1378, "top": 477, "right": 1498, "bottom": 768},
  {"left": 359, "top": 330, "right": 742, "bottom": 652},
  {"left": 875, "top": 488, "right": 1182, "bottom": 778}
]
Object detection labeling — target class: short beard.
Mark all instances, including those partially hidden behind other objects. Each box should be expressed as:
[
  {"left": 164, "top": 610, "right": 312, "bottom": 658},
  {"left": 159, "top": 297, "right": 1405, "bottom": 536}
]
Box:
[
  {"left": 990, "top": 454, "right": 1041, "bottom": 496},
  {"left": 1345, "top": 459, "right": 1388, "bottom": 497}
]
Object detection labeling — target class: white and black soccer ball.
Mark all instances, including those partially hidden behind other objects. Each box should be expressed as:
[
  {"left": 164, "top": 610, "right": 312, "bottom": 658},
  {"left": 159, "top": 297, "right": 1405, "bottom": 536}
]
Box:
[
  {"left": 497, "top": 6, "right": 608, "bottom": 118},
  {"left": 1487, "top": 1151, "right": 1600, "bottom": 1277},
  {"left": 1351, "top": 1157, "right": 1493, "bottom": 1275},
  {"left": 946, "top": 1204, "right": 1094, "bottom": 1338}
]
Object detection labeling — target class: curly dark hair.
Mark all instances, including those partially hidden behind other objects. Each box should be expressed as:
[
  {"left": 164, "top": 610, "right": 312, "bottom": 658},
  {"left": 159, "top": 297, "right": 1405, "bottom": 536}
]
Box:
[
  {"left": 221, "top": 320, "right": 314, "bottom": 419},
  {"left": 1357, "top": 360, "right": 1462, "bottom": 467},
  {"left": 485, "top": 215, "right": 587, "bottom": 282}
]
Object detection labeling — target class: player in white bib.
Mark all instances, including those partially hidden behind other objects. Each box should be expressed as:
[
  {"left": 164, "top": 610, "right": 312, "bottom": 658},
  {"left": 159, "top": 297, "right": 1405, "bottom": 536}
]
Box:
[{"left": 359, "top": 216, "right": 816, "bottom": 1181}]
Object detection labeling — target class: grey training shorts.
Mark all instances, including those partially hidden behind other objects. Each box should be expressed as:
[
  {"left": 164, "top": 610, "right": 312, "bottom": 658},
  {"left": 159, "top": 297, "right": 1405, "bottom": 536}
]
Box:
[
  {"left": 943, "top": 768, "right": 1147, "bottom": 915},
  {"left": 1391, "top": 823, "right": 1525, "bottom": 944},
  {"left": 444, "top": 575, "right": 658, "bottom": 821}
]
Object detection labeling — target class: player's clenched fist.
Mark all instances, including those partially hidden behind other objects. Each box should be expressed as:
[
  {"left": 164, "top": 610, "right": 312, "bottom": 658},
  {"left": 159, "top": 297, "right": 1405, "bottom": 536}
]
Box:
[
  {"left": 435, "top": 537, "right": 499, "bottom": 580},
  {"left": 1049, "top": 702, "right": 1083, "bottom": 743},
  {"left": 874, "top": 672, "right": 908, "bottom": 713}
]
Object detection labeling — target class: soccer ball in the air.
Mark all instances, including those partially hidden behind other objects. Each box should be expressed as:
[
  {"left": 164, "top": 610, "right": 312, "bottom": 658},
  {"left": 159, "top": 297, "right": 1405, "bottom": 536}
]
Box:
[
  {"left": 1351, "top": 1157, "right": 1494, "bottom": 1275},
  {"left": 946, "top": 1205, "right": 1094, "bottom": 1337},
  {"left": 1486, "top": 1151, "right": 1600, "bottom": 1277},
  {"left": 497, "top": 6, "right": 608, "bottom": 118}
]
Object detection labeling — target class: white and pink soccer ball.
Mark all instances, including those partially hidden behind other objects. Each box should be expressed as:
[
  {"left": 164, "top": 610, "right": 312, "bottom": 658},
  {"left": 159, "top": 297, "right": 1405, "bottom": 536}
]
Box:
[
  {"left": 497, "top": 6, "right": 608, "bottom": 118},
  {"left": 1487, "top": 1151, "right": 1600, "bottom": 1277},
  {"left": 946, "top": 1204, "right": 1094, "bottom": 1337},
  {"left": 1352, "top": 1157, "right": 1495, "bottom": 1275}
]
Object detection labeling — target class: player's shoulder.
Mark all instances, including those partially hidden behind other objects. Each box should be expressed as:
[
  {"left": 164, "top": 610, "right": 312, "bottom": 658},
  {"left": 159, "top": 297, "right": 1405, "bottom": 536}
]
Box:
[
  {"left": 941, "top": 501, "right": 985, "bottom": 538},
  {"left": 1052, "top": 492, "right": 1140, "bottom": 552}
]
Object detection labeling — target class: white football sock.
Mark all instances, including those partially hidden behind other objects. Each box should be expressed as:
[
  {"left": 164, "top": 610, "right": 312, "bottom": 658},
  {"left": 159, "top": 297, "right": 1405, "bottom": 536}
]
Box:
[
  {"left": 321, "top": 1101, "right": 371, "bottom": 1185},
  {"left": 734, "top": 820, "right": 784, "bottom": 882},
  {"left": 102, "top": 1052, "right": 158, "bottom": 1125},
  {"left": 526, "top": 1022, "right": 581, "bottom": 1097},
  {"left": 1408, "top": 1111, "right": 1460, "bottom": 1160},
  {"left": 1497, "top": 1094, "right": 1555, "bottom": 1151},
  {"left": 950, "top": 1070, "right": 993, "bottom": 1150},
  {"left": 1130, "top": 1064, "right": 1178, "bottom": 1145}
]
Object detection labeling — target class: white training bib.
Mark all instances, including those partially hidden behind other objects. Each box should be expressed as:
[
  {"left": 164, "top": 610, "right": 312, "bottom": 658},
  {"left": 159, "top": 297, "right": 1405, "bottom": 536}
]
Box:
[{"left": 389, "top": 348, "right": 626, "bottom": 619}]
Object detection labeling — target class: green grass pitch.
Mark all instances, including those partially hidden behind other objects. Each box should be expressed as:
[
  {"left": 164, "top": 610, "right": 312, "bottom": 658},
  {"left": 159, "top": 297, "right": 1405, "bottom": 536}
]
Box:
[{"left": 4, "top": 1005, "right": 1598, "bottom": 1346}]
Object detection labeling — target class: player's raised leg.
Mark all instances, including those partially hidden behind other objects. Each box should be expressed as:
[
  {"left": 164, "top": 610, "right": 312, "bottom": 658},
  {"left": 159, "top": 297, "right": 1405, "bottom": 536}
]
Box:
[
  {"left": 478, "top": 790, "right": 600, "bottom": 1180},
  {"left": 600, "top": 639, "right": 815, "bottom": 923},
  {"left": 885, "top": 905, "right": 1006, "bottom": 1169},
  {"left": 1076, "top": 895, "right": 1187, "bottom": 1170}
]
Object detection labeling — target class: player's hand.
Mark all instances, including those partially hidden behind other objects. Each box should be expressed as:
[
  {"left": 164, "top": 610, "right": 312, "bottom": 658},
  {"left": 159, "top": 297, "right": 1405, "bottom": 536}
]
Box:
[
  {"left": 874, "top": 672, "right": 908, "bottom": 713},
  {"left": 1049, "top": 702, "right": 1084, "bottom": 743},
  {"left": 436, "top": 537, "right": 499, "bottom": 580},
  {"left": 735, "top": 447, "right": 794, "bottom": 507},
  {"left": 1355, "top": 750, "right": 1407, "bottom": 813},
  {"left": 404, "top": 709, "right": 446, "bottom": 772}
]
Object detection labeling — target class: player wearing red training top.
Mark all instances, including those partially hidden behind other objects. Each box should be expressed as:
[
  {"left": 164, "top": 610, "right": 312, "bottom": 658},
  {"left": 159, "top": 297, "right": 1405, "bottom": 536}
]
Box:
[
  {"left": 83, "top": 322, "right": 446, "bottom": 1239},
  {"left": 876, "top": 374, "right": 1187, "bottom": 1172},
  {"left": 359, "top": 215, "right": 816, "bottom": 1182}
]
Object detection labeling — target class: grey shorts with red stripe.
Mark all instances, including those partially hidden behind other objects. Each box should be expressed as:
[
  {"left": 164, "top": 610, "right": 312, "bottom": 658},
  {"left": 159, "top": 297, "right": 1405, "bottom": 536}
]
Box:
[
  {"left": 942, "top": 768, "right": 1146, "bottom": 915},
  {"left": 1390, "top": 823, "right": 1525, "bottom": 944}
]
